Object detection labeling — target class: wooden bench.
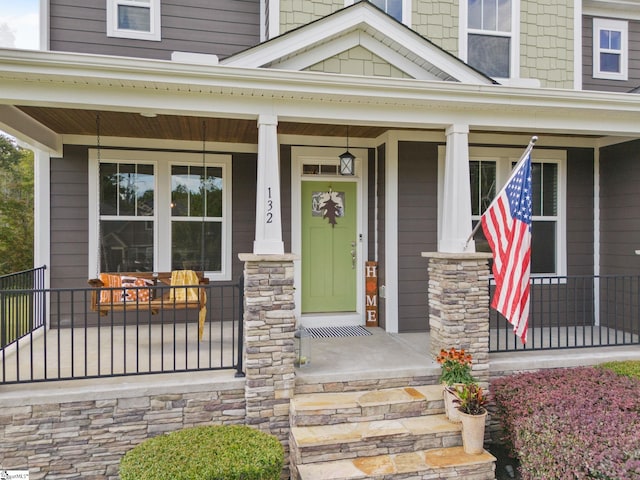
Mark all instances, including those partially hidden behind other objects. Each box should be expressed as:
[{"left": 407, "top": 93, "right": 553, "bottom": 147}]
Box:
[{"left": 88, "top": 271, "right": 209, "bottom": 316}]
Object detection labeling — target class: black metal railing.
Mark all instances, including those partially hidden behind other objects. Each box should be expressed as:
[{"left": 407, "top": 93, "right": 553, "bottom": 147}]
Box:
[
  {"left": 0, "top": 265, "right": 47, "bottom": 349},
  {"left": 0, "top": 276, "right": 244, "bottom": 384},
  {"left": 490, "top": 274, "right": 640, "bottom": 352}
]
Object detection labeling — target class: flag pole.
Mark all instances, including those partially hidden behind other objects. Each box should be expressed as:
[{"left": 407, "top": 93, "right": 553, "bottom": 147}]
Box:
[{"left": 465, "top": 135, "right": 538, "bottom": 248}]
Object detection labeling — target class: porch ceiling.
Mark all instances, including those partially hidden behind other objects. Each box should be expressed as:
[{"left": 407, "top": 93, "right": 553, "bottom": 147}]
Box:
[{"left": 17, "top": 106, "right": 394, "bottom": 144}]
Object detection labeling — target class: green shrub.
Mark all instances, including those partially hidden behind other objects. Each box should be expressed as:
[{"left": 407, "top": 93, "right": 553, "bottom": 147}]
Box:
[
  {"left": 598, "top": 360, "right": 640, "bottom": 380},
  {"left": 119, "top": 425, "right": 284, "bottom": 480}
]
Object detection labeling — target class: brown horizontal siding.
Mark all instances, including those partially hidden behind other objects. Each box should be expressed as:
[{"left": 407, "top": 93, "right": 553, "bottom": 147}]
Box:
[
  {"left": 377, "top": 145, "right": 386, "bottom": 329},
  {"left": 397, "top": 141, "right": 438, "bottom": 333},
  {"left": 231, "top": 153, "right": 258, "bottom": 280},
  {"left": 50, "top": 145, "right": 90, "bottom": 291},
  {"left": 49, "top": 0, "right": 260, "bottom": 60},
  {"left": 600, "top": 139, "right": 640, "bottom": 274},
  {"left": 566, "top": 147, "right": 595, "bottom": 276}
]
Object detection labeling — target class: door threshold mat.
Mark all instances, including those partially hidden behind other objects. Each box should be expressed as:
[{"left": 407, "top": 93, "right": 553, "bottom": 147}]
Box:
[{"left": 306, "top": 325, "right": 372, "bottom": 339}]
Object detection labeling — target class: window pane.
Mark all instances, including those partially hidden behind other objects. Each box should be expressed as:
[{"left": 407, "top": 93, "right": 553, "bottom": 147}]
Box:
[
  {"left": 542, "top": 163, "right": 557, "bottom": 216},
  {"left": 118, "top": 5, "right": 151, "bottom": 32},
  {"left": 530, "top": 162, "right": 542, "bottom": 216},
  {"left": 100, "top": 163, "right": 118, "bottom": 215},
  {"left": 601, "top": 53, "right": 621, "bottom": 73},
  {"left": 610, "top": 30, "right": 621, "bottom": 50},
  {"left": 480, "top": 162, "right": 496, "bottom": 212},
  {"left": 470, "top": 161, "right": 480, "bottom": 215},
  {"left": 118, "top": 164, "right": 136, "bottom": 215},
  {"left": 190, "top": 166, "right": 205, "bottom": 217},
  {"left": 468, "top": 0, "right": 482, "bottom": 29},
  {"left": 100, "top": 220, "right": 154, "bottom": 272},
  {"left": 483, "top": 0, "right": 497, "bottom": 31},
  {"left": 470, "top": 160, "right": 496, "bottom": 215},
  {"left": 600, "top": 29, "right": 610, "bottom": 49},
  {"left": 205, "top": 167, "right": 223, "bottom": 217},
  {"left": 531, "top": 221, "right": 556, "bottom": 274},
  {"left": 172, "top": 221, "right": 222, "bottom": 272},
  {"left": 387, "top": 0, "right": 403, "bottom": 21},
  {"left": 497, "top": 0, "right": 511, "bottom": 32},
  {"left": 468, "top": 34, "right": 510, "bottom": 77},
  {"left": 136, "top": 164, "right": 154, "bottom": 216},
  {"left": 171, "top": 165, "right": 190, "bottom": 216}
]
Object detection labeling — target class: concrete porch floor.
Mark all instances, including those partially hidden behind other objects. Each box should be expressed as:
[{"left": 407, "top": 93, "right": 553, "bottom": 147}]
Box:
[
  {"left": 297, "top": 327, "right": 640, "bottom": 385},
  {"left": 1, "top": 325, "right": 638, "bottom": 386}
]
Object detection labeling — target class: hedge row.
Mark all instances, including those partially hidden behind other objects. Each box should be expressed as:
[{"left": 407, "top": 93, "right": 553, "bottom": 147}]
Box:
[{"left": 492, "top": 366, "right": 640, "bottom": 480}]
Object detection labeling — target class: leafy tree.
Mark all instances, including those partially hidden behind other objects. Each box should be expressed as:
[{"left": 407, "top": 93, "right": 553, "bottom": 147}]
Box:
[{"left": 0, "top": 134, "right": 34, "bottom": 274}]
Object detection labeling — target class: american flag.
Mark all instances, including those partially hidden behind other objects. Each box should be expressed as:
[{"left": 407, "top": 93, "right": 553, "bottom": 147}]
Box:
[{"left": 481, "top": 153, "right": 533, "bottom": 343}]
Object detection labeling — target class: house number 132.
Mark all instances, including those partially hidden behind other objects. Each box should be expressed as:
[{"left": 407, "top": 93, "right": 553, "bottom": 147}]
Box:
[{"left": 266, "top": 187, "right": 273, "bottom": 224}]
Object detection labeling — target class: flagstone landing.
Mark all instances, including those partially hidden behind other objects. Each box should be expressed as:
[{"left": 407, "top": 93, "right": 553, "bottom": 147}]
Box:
[{"left": 297, "top": 447, "right": 496, "bottom": 479}]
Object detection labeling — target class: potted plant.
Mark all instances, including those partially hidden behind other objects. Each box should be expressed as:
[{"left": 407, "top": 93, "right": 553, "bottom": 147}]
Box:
[
  {"left": 436, "top": 348, "right": 475, "bottom": 422},
  {"left": 451, "top": 382, "right": 488, "bottom": 455}
]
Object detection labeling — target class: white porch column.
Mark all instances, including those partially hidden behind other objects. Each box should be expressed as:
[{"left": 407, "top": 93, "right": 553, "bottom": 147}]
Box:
[
  {"left": 253, "top": 114, "right": 285, "bottom": 254},
  {"left": 439, "top": 124, "right": 475, "bottom": 253}
]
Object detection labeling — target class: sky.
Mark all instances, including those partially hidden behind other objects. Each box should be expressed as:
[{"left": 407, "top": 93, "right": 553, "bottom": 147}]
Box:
[{"left": 0, "top": 0, "right": 40, "bottom": 50}]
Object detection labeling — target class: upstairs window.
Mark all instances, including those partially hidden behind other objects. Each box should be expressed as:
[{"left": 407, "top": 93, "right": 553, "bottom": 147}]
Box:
[
  {"left": 348, "top": 0, "right": 410, "bottom": 25},
  {"left": 463, "top": 0, "right": 515, "bottom": 78},
  {"left": 593, "top": 18, "right": 628, "bottom": 80},
  {"left": 368, "top": 0, "right": 403, "bottom": 22},
  {"left": 107, "top": 0, "right": 161, "bottom": 41}
]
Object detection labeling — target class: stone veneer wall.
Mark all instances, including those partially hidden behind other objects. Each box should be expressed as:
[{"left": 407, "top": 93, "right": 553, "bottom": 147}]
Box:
[
  {"left": 422, "top": 252, "right": 492, "bottom": 387},
  {"left": 240, "top": 254, "right": 297, "bottom": 456},
  {"left": 0, "top": 373, "right": 246, "bottom": 478}
]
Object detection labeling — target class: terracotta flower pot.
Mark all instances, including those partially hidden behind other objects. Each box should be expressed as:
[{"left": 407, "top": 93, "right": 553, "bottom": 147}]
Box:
[
  {"left": 442, "top": 383, "right": 462, "bottom": 423},
  {"left": 458, "top": 408, "right": 487, "bottom": 455}
]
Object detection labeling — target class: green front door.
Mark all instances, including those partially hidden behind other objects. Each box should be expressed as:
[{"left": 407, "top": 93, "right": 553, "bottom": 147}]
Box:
[{"left": 301, "top": 181, "right": 357, "bottom": 313}]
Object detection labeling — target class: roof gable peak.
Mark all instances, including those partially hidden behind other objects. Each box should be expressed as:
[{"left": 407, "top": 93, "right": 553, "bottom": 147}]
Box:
[{"left": 222, "top": 1, "right": 495, "bottom": 85}]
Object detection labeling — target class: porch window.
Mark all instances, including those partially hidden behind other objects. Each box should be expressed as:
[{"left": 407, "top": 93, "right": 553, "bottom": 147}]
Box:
[
  {"left": 593, "top": 18, "right": 628, "bottom": 80},
  {"left": 107, "top": 0, "right": 161, "bottom": 41},
  {"left": 99, "top": 162, "right": 155, "bottom": 272},
  {"left": 469, "top": 150, "right": 565, "bottom": 276},
  {"left": 171, "top": 165, "right": 223, "bottom": 272},
  {"left": 461, "top": 0, "right": 516, "bottom": 78},
  {"left": 90, "top": 150, "right": 232, "bottom": 280}
]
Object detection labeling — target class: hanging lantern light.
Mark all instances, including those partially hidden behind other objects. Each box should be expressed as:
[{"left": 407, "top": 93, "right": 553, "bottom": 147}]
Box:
[{"left": 339, "top": 125, "right": 355, "bottom": 176}]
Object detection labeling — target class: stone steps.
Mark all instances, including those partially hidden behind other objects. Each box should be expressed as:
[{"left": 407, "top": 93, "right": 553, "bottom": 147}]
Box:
[
  {"left": 291, "top": 413, "right": 462, "bottom": 465},
  {"left": 290, "top": 385, "right": 445, "bottom": 427},
  {"left": 289, "top": 385, "right": 496, "bottom": 480}
]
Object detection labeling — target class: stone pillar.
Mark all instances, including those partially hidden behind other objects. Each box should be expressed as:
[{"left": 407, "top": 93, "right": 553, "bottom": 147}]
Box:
[
  {"left": 239, "top": 254, "right": 297, "bottom": 451},
  {"left": 422, "top": 252, "right": 492, "bottom": 386}
]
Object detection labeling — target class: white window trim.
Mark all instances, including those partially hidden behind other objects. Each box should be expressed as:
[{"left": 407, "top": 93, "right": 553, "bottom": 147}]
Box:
[
  {"left": 593, "top": 18, "right": 628, "bottom": 81},
  {"left": 437, "top": 146, "right": 566, "bottom": 277},
  {"left": 459, "top": 0, "right": 520, "bottom": 80},
  {"left": 88, "top": 150, "right": 232, "bottom": 281},
  {"left": 106, "top": 0, "right": 161, "bottom": 42},
  {"left": 345, "top": 0, "right": 412, "bottom": 27}
]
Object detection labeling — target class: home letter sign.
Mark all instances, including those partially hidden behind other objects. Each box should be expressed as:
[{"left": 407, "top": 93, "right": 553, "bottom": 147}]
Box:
[{"left": 365, "top": 261, "right": 378, "bottom": 327}]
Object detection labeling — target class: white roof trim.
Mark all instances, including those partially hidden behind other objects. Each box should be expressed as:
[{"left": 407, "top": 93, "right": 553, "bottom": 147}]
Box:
[{"left": 221, "top": 2, "right": 492, "bottom": 85}]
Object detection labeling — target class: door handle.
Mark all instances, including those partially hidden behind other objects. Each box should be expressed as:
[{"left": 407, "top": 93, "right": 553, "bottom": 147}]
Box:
[{"left": 351, "top": 242, "right": 356, "bottom": 269}]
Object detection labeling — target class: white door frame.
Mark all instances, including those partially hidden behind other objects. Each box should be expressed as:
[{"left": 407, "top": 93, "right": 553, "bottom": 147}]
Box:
[{"left": 291, "top": 146, "right": 368, "bottom": 327}]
